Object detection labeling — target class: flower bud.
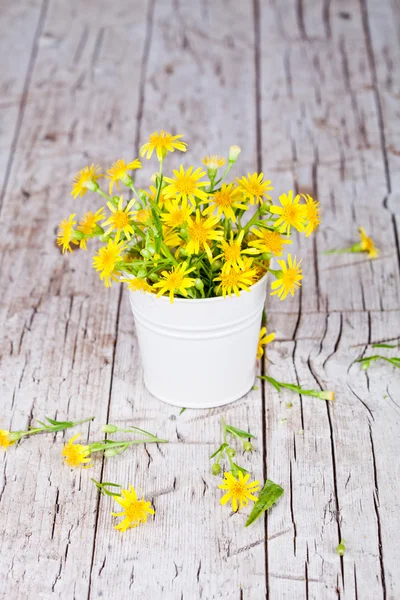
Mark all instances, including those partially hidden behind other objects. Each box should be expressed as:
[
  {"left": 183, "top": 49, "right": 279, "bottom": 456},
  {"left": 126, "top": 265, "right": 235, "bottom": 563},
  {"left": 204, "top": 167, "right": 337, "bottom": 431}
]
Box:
[
  {"left": 243, "top": 441, "right": 253, "bottom": 452},
  {"left": 83, "top": 180, "right": 99, "bottom": 192},
  {"left": 137, "top": 268, "right": 147, "bottom": 278},
  {"left": 148, "top": 272, "right": 159, "bottom": 283},
  {"left": 228, "top": 145, "right": 241, "bottom": 163},
  {"left": 226, "top": 447, "right": 236, "bottom": 458},
  {"left": 102, "top": 424, "right": 118, "bottom": 434},
  {"left": 141, "top": 249, "right": 151, "bottom": 259},
  {"left": 147, "top": 244, "right": 156, "bottom": 255},
  {"left": 211, "top": 463, "right": 221, "bottom": 476},
  {"left": 211, "top": 259, "right": 222, "bottom": 272},
  {"left": 121, "top": 174, "right": 133, "bottom": 187},
  {"left": 195, "top": 278, "right": 204, "bottom": 291}
]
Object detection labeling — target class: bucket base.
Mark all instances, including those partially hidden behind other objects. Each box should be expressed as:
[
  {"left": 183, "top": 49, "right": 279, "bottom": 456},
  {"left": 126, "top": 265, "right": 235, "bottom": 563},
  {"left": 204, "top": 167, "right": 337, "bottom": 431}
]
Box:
[{"left": 144, "top": 377, "right": 255, "bottom": 410}]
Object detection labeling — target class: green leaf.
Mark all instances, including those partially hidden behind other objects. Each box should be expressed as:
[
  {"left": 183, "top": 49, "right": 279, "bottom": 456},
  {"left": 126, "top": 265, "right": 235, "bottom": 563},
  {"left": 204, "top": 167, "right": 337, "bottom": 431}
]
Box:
[
  {"left": 231, "top": 462, "right": 248, "bottom": 476},
  {"left": 261, "top": 375, "right": 282, "bottom": 393},
  {"left": 210, "top": 443, "right": 228, "bottom": 459},
  {"left": 225, "top": 425, "right": 255, "bottom": 439},
  {"left": 179, "top": 408, "right": 187, "bottom": 415},
  {"left": 245, "top": 479, "right": 284, "bottom": 527},
  {"left": 372, "top": 343, "right": 398, "bottom": 349}
]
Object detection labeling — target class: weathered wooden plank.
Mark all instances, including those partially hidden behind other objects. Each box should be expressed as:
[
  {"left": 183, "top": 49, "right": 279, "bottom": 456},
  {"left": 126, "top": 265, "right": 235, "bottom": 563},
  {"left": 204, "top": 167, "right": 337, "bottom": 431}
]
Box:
[
  {"left": 0, "top": 0, "right": 150, "bottom": 597},
  {"left": 0, "top": 0, "right": 47, "bottom": 208},
  {"left": 266, "top": 309, "right": 400, "bottom": 599},
  {"left": 258, "top": 0, "right": 400, "bottom": 314},
  {"left": 88, "top": 1, "right": 268, "bottom": 598}
]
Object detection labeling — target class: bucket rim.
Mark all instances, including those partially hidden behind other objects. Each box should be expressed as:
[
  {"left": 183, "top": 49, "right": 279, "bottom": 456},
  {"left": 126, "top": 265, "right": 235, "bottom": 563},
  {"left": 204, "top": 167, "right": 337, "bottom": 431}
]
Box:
[{"left": 127, "top": 272, "right": 268, "bottom": 305}]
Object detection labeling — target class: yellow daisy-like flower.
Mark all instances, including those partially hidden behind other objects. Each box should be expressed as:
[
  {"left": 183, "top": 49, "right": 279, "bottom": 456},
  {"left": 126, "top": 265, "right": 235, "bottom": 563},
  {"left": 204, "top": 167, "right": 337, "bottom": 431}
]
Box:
[
  {"left": 121, "top": 277, "right": 153, "bottom": 294},
  {"left": 77, "top": 208, "right": 105, "bottom": 250},
  {"left": 248, "top": 228, "right": 292, "bottom": 256},
  {"left": 148, "top": 184, "right": 167, "bottom": 206},
  {"left": 186, "top": 210, "right": 224, "bottom": 260},
  {"left": 161, "top": 198, "right": 193, "bottom": 228},
  {"left": 271, "top": 254, "right": 303, "bottom": 300},
  {"left": 153, "top": 261, "right": 196, "bottom": 303},
  {"left": 0, "top": 429, "right": 15, "bottom": 450},
  {"left": 62, "top": 434, "right": 92, "bottom": 468},
  {"left": 214, "top": 230, "right": 259, "bottom": 273},
  {"left": 270, "top": 190, "right": 307, "bottom": 234},
  {"left": 302, "top": 194, "right": 321, "bottom": 237},
  {"left": 214, "top": 258, "right": 258, "bottom": 297},
  {"left": 106, "top": 159, "right": 142, "bottom": 194},
  {"left": 162, "top": 225, "right": 181, "bottom": 248},
  {"left": 257, "top": 327, "right": 276, "bottom": 359},
  {"left": 133, "top": 207, "right": 152, "bottom": 225},
  {"left": 103, "top": 197, "right": 136, "bottom": 240},
  {"left": 203, "top": 183, "right": 248, "bottom": 222},
  {"left": 112, "top": 485, "right": 155, "bottom": 531},
  {"left": 237, "top": 172, "right": 273, "bottom": 205},
  {"left": 218, "top": 471, "right": 260, "bottom": 512},
  {"left": 71, "top": 164, "right": 103, "bottom": 199},
  {"left": 93, "top": 237, "right": 126, "bottom": 287},
  {"left": 140, "top": 130, "right": 187, "bottom": 162},
  {"left": 163, "top": 166, "right": 209, "bottom": 204},
  {"left": 57, "top": 214, "right": 79, "bottom": 254},
  {"left": 359, "top": 227, "right": 379, "bottom": 259},
  {"left": 202, "top": 155, "right": 226, "bottom": 169}
]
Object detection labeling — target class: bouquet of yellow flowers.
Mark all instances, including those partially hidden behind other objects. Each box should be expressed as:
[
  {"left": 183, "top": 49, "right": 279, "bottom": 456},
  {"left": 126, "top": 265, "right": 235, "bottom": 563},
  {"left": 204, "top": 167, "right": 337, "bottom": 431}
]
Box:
[{"left": 57, "top": 130, "right": 320, "bottom": 303}]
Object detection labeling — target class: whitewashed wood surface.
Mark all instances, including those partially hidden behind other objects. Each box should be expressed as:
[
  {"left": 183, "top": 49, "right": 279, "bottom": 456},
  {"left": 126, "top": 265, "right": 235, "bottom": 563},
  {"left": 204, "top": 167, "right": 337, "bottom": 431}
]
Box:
[{"left": 0, "top": 0, "right": 399, "bottom": 598}]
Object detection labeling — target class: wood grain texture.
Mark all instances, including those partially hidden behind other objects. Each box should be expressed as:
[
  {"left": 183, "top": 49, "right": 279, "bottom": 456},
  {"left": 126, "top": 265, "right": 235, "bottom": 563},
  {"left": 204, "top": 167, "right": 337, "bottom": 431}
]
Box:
[{"left": 0, "top": 0, "right": 399, "bottom": 598}]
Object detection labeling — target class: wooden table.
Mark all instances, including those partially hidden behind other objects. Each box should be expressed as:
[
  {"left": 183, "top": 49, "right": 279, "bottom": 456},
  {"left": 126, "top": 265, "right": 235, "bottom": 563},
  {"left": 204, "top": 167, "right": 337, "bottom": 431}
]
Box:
[{"left": 1, "top": 1, "right": 399, "bottom": 598}]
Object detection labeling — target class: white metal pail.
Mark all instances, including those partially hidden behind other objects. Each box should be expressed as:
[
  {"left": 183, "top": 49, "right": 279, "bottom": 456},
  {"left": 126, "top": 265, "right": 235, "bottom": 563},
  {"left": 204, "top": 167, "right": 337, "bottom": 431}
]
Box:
[{"left": 128, "top": 274, "right": 267, "bottom": 409}]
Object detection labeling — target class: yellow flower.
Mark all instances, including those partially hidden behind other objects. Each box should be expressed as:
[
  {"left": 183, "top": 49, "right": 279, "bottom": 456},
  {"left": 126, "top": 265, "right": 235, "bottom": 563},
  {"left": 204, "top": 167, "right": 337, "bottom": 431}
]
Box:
[
  {"left": 186, "top": 210, "right": 224, "bottom": 260},
  {"left": 302, "top": 194, "right": 321, "bottom": 236},
  {"left": 248, "top": 228, "right": 292, "bottom": 256},
  {"left": 162, "top": 225, "right": 181, "bottom": 248},
  {"left": 133, "top": 207, "right": 152, "bottom": 225},
  {"left": 270, "top": 190, "right": 306, "bottom": 234},
  {"left": 271, "top": 254, "right": 303, "bottom": 300},
  {"left": 153, "top": 262, "right": 196, "bottom": 302},
  {"left": 0, "top": 430, "right": 15, "bottom": 450},
  {"left": 148, "top": 184, "right": 167, "bottom": 205},
  {"left": 214, "top": 230, "right": 259, "bottom": 273},
  {"left": 161, "top": 198, "right": 193, "bottom": 228},
  {"left": 121, "top": 277, "right": 153, "bottom": 294},
  {"left": 112, "top": 485, "right": 155, "bottom": 531},
  {"left": 202, "top": 155, "right": 226, "bottom": 169},
  {"left": 93, "top": 237, "right": 126, "bottom": 287},
  {"left": 163, "top": 166, "right": 209, "bottom": 204},
  {"left": 203, "top": 183, "right": 248, "bottom": 222},
  {"left": 359, "top": 227, "right": 379, "bottom": 259},
  {"left": 257, "top": 327, "right": 275, "bottom": 359},
  {"left": 106, "top": 159, "right": 142, "bottom": 194},
  {"left": 71, "top": 164, "right": 103, "bottom": 199},
  {"left": 214, "top": 258, "right": 258, "bottom": 297},
  {"left": 77, "top": 208, "right": 105, "bottom": 249},
  {"left": 237, "top": 172, "right": 273, "bottom": 205},
  {"left": 57, "top": 214, "right": 79, "bottom": 254},
  {"left": 140, "top": 130, "right": 187, "bottom": 161},
  {"left": 62, "top": 434, "right": 92, "bottom": 468},
  {"left": 218, "top": 471, "right": 260, "bottom": 512},
  {"left": 103, "top": 197, "right": 136, "bottom": 239}
]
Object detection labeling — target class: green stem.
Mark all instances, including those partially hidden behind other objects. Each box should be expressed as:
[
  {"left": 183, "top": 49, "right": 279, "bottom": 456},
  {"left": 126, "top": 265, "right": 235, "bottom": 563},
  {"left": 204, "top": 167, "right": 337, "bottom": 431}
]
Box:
[{"left": 242, "top": 209, "right": 263, "bottom": 235}]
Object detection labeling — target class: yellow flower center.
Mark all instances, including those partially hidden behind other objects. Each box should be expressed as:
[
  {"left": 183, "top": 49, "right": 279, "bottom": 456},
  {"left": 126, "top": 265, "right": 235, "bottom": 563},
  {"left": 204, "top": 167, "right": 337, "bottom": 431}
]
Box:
[
  {"left": 247, "top": 182, "right": 263, "bottom": 196},
  {"left": 221, "top": 270, "right": 241, "bottom": 287},
  {"left": 189, "top": 221, "right": 209, "bottom": 243},
  {"left": 175, "top": 174, "right": 197, "bottom": 195},
  {"left": 214, "top": 190, "right": 234, "bottom": 207},
  {"left": 282, "top": 205, "right": 300, "bottom": 224},
  {"left": 63, "top": 444, "right": 87, "bottom": 466},
  {"left": 282, "top": 268, "right": 298, "bottom": 287},
  {"left": 150, "top": 132, "right": 173, "bottom": 150},
  {"left": 231, "top": 482, "right": 247, "bottom": 497},
  {"left": 136, "top": 209, "right": 151, "bottom": 223},
  {"left": 102, "top": 249, "right": 119, "bottom": 271},
  {"left": 224, "top": 243, "right": 241, "bottom": 262},
  {"left": 169, "top": 209, "right": 186, "bottom": 227},
  {"left": 262, "top": 231, "right": 283, "bottom": 254},
  {"left": 167, "top": 272, "right": 184, "bottom": 289},
  {"left": 112, "top": 210, "right": 130, "bottom": 229},
  {"left": 124, "top": 500, "right": 149, "bottom": 522}
]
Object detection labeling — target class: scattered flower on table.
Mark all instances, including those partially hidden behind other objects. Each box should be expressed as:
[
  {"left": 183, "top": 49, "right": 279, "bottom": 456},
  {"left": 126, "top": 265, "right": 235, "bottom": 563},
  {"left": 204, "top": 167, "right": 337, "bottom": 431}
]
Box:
[
  {"left": 325, "top": 226, "right": 380, "bottom": 260},
  {"left": 112, "top": 485, "right": 155, "bottom": 531},
  {"left": 219, "top": 471, "right": 260, "bottom": 512},
  {"left": 0, "top": 416, "right": 94, "bottom": 451}
]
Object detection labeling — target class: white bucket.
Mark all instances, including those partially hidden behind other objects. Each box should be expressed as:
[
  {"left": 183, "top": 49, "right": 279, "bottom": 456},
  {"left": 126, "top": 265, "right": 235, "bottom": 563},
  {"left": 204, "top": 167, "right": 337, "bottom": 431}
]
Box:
[{"left": 128, "top": 274, "right": 267, "bottom": 409}]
